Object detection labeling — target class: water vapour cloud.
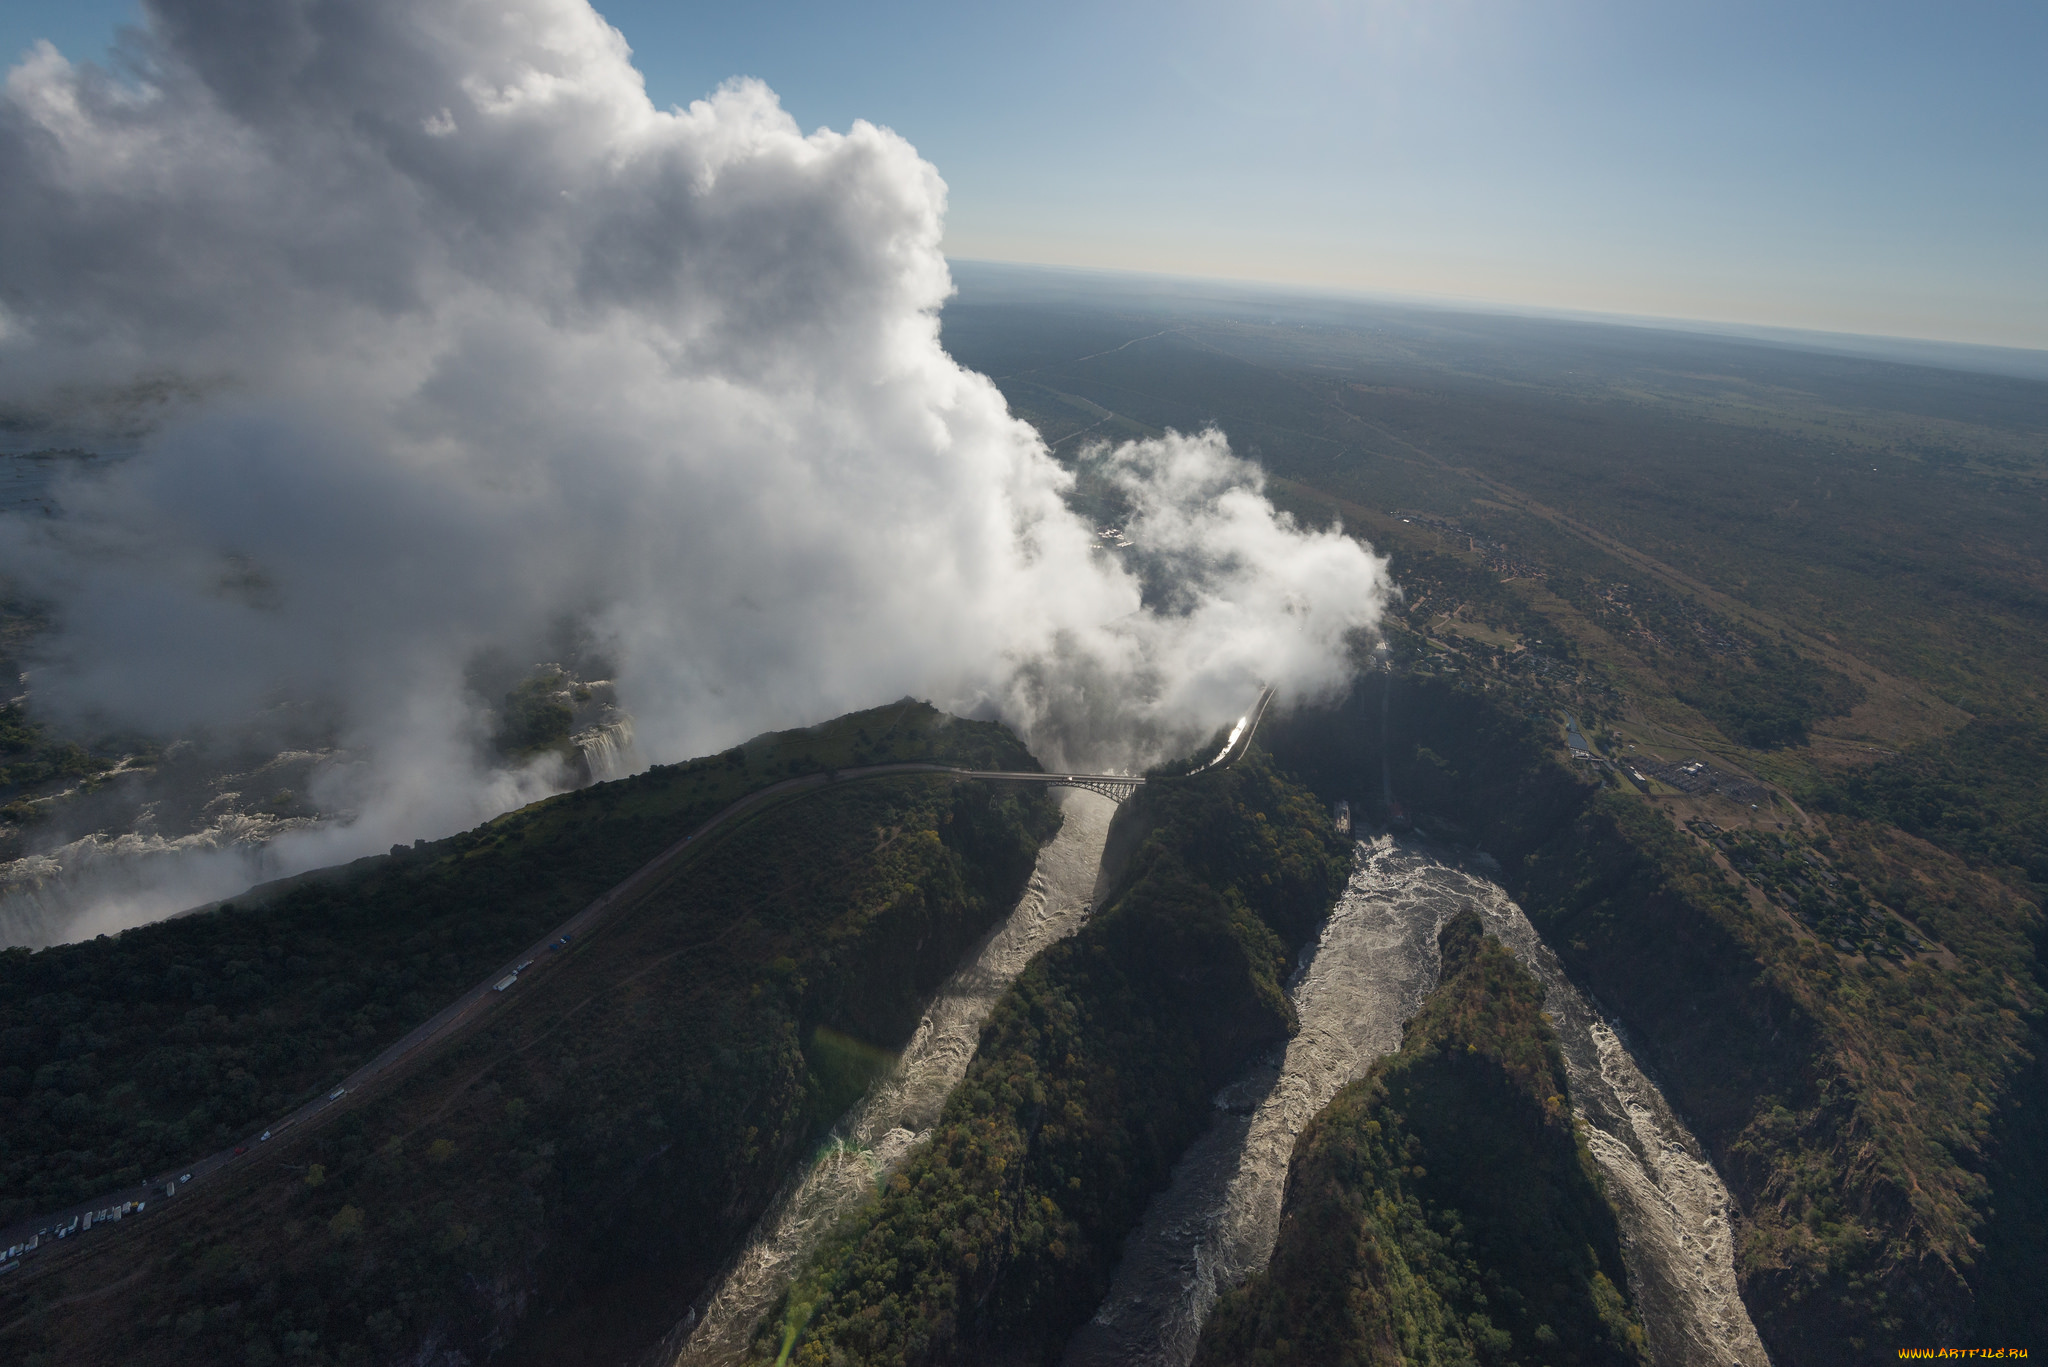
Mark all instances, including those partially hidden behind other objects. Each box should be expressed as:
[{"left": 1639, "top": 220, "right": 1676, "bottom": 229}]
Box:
[{"left": 0, "top": 0, "right": 1392, "bottom": 941}]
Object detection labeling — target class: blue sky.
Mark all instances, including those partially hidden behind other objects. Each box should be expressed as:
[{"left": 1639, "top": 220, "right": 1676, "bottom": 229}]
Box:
[{"left": 7, "top": 0, "right": 2044, "bottom": 349}]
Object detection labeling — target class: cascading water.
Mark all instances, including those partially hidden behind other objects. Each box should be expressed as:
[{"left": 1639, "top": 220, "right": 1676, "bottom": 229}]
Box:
[
  {"left": 1065, "top": 833, "right": 1770, "bottom": 1367},
  {"left": 670, "top": 787, "right": 1119, "bottom": 1367},
  {"left": 1200, "top": 714, "right": 1248, "bottom": 772},
  {"left": 575, "top": 716, "right": 640, "bottom": 783},
  {"left": 0, "top": 810, "right": 321, "bottom": 948}
]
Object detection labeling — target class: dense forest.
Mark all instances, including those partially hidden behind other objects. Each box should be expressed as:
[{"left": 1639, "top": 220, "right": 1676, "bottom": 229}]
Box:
[
  {"left": 0, "top": 703, "right": 1066, "bottom": 1367},
  {"left": 748, "top": 745, "right": 1350, "bottom": 1366},
  {"left": 1192, "top": 910, "right": 1646, "bottom": 1366},
  {"left": 0, "top": 700, "right": 1033, "bottom": 1224}
]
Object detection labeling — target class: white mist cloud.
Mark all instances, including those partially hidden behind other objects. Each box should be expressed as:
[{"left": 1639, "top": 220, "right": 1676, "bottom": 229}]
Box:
[{"left": 0, "top": 0, "right": 1391, "bottom": 940}]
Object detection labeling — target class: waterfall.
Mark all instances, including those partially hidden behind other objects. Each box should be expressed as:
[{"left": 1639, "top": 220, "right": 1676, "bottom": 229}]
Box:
[
  {"left": 576, "top": 716, "right": 641, "bottom": 784},
  {"left": 0, "top": 813, "right": 313, "bottom": 948}
]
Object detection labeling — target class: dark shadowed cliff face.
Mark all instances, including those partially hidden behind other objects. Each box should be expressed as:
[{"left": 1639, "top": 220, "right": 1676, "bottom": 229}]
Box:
[
  {"left": 1192, "top": 911, "right": 1647, "bottom": 1367},
  {"left": 748, "top": 746, "right": 1352, "bottom": 1367}
]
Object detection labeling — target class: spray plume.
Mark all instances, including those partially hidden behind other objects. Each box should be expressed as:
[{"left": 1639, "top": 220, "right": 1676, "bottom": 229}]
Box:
[{"left": 0, "top": 0, "right": 1391, "bottom": 943}]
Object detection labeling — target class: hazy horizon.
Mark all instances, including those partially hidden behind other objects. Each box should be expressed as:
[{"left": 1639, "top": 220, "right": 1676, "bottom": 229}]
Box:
[
  {"left": 945, "top": 257, "right": 2048, "bottom": 383},
  {"left": 7, "top": 0, "right": 2043, "bottom": 352}
]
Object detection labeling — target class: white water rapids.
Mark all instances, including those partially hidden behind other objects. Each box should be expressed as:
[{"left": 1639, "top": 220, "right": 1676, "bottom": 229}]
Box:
[
  {"left": 576, "top": 716, "right": 641, "bottom": 784},
  {"left": 0, "top": 810, "right": 321, "bottom": 948},
  {"left": 1063, "top": 832, "right": 1770, "bottom": 1367},
  {"left": 672, "top": 787, "right": 1119, "bottom": 1366}
]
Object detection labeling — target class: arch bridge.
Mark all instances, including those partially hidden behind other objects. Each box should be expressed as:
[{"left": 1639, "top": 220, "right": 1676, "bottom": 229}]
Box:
[
  {"left": 946, "top": 684, "right": 1276, "bottom": 808},
  {"left": 954, "top": 771, "right": 1146, "bottom": 805}
]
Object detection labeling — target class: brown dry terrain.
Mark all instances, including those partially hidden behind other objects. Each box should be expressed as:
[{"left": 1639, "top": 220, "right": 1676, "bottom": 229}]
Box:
[{"left": 947, "top": 278, "right": 2047, "bottom": 1356}]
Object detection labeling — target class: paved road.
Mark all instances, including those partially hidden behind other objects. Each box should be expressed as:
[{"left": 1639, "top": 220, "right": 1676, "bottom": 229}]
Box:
[
  {"left": 0, "top": 691, "right": 1276, "bottom": 1267},
  {"left": 0, "top": 761, "right": 953, "bottom": 1260}
]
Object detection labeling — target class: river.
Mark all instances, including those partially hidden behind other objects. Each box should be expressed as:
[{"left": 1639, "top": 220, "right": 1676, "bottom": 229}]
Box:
[
  {"left": 1062, "top": 831, "right": 1771, "bottom": 1367},
  {"left": 671, "top": 787, "right": 1119, "bottom": 1366}
]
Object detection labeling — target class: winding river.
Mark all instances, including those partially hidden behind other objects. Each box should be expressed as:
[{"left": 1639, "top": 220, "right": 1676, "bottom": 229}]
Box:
[
  {"left": 672, "top": 788, "right": 1119, "bottom": 1366},
  {"left": 1063, "top": 832, "right": 1771, "bottom": 1367}
]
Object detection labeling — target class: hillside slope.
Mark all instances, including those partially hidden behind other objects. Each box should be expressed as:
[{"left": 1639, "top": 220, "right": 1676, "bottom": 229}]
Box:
[
  {"left": 0, "top": 704, "right": 1059, "bottom": 1367},
  {"left": 748, "top": 746, "right": 1350, "bottom": 1367},
  {"left": 1265, "top": 676, "right": 2047, "bottom": 1356},
  {"left": 1192, "top": 909, "right": 1646, "bottom": 1367},
  {"left": 0, "top": 700, "right": 1021, "bottom": 1224}
]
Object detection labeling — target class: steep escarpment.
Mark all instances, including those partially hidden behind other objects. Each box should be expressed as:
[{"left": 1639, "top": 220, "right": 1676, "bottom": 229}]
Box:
[
  {"left": 1521, "top": 793, "right": 2042, "bottom": 1357},
  {"left": 1192, "top": 910, "right": 1646, "bottom": 1367},
  {"left": 1265, "top": 676, "right": 2048, "bottom": 1359},
  {"left": 748, "top": 747, "right": 1350, "bottom": 1367},
  {"left": 676, "top": 790, "right": 1119, "bottom": 1367},
  {"left": 0, "top": 709, "right": 1059, "bottom": 1367},
  {"left": 1267, "top": 670, "right": 1592, "bottom": 868}
]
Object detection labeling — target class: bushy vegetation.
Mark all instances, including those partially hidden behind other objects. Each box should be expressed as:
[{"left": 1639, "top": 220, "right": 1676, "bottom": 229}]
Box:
[
  {"left": 0, "top": 702, "right": 122, "bottom": 832},
  {"left": 1268, "top": 672, "right": 2046, "bottom": 1358},
  {"left": 1522, "top": 791, "right": 2043, "bottom": 1357},
  {"left": 0, "top": 710, "right": 1061, "bottom": 1367},
  {"left": 749, "top": 746, "right": 1350, "bottom": 1367},
  {"left": 1813, "top": 718, "right": 2048, "bottom": 892},
  {"left": 1671, "top": 639, "right": 1865, "bottom": 751},
  {"left": 0, "top": 701, "right": 1034, "bottom": 1224},
  {"left": 1193, "top": 911, "right": 1646, "bottom": 1367},
  {"left": 0, "top": 702, "right": 116, "bottom": 792},
  {"left": 0, "top": 594, "right": 132, "bottom": 843},
  {"left": 491, "top": 671, "right": 575, "bottom": 758}
]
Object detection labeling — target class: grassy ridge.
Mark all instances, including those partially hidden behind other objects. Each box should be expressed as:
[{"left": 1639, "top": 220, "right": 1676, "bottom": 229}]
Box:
[
  {"left": 1267, "top": 676, "right": 2047, "bottom": 1357},
  {"left": 1521, "top": 792, "right": 2042, "bottom": 1354},
  {"left": 750, "top": 746, "right": 1350, "bottom": 1367},
  {"left": 1, "top": 721, "right": 1060, "bottom": 1367},
  {"left": 0, "top": 701, "right": 1025, "bottom": 1223},
  {"left": 1192, "top": 911, "right": 1646, "bottom": 1367}
]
